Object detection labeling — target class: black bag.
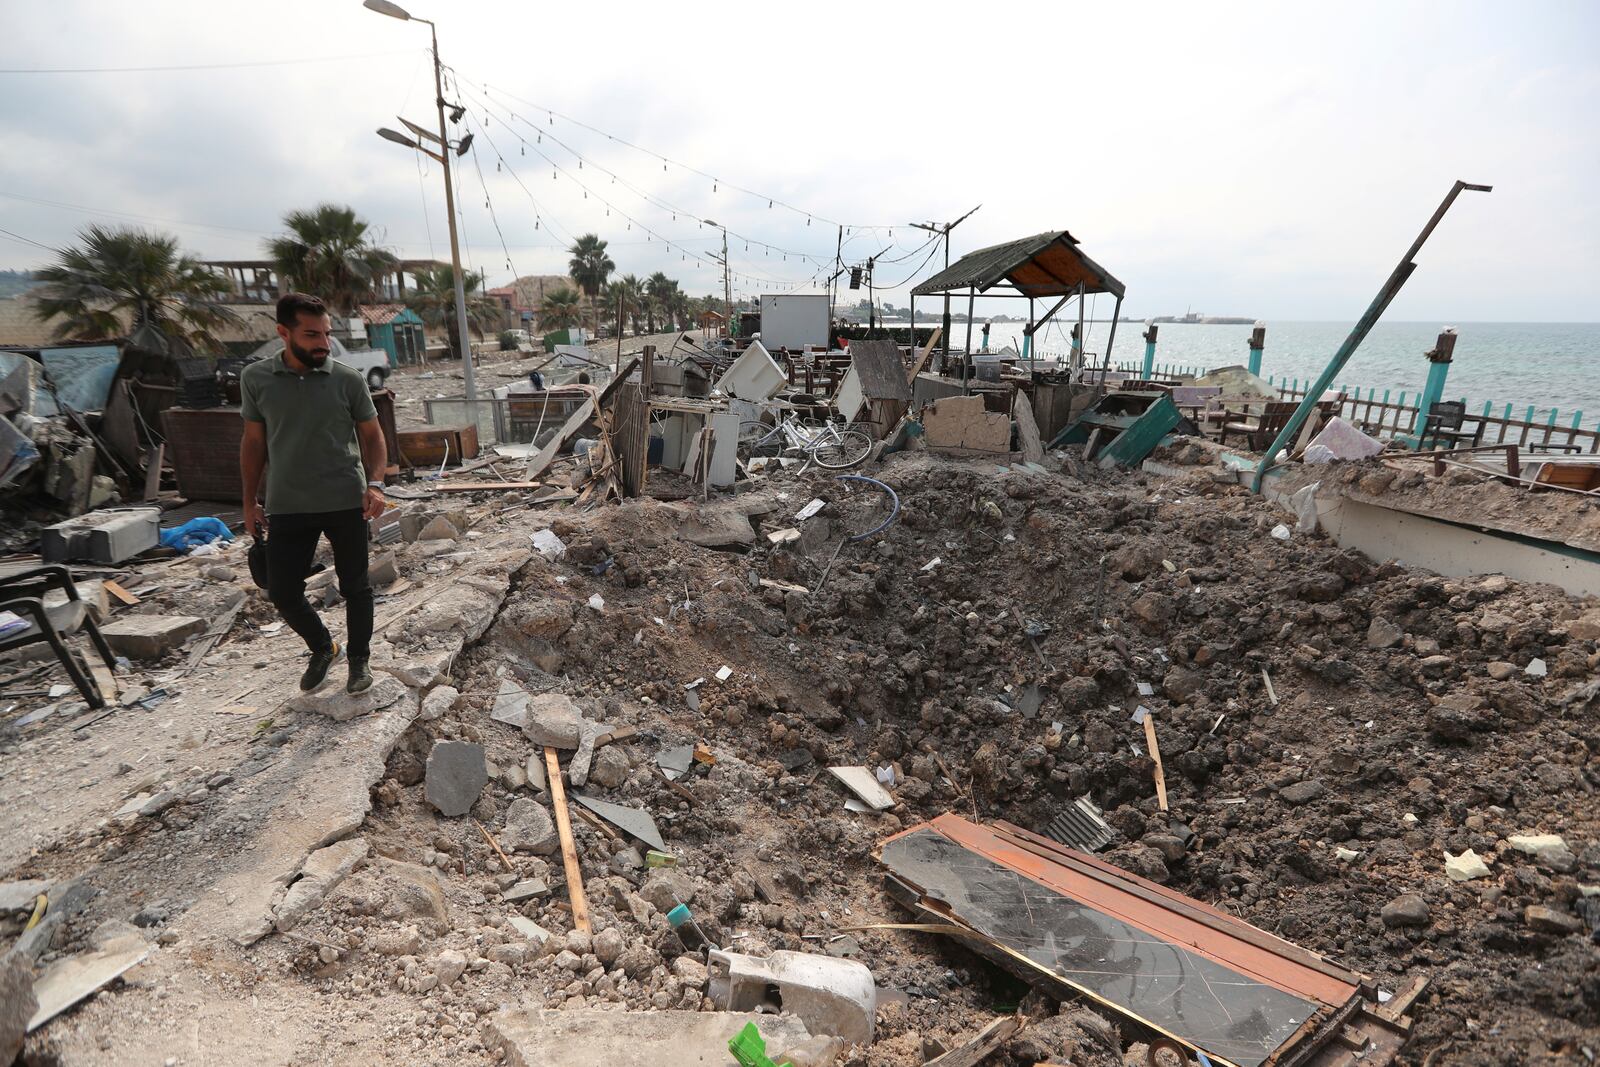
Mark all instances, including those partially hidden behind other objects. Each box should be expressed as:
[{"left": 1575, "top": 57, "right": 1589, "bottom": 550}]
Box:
[{"left": 248, "top": 533, "right": 270, "bottom": 590}]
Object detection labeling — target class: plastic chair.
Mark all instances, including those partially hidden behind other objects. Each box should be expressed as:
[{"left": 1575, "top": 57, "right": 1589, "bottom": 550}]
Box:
[{"left": 0, "top": 565, "right": 117, "bottom": 709}]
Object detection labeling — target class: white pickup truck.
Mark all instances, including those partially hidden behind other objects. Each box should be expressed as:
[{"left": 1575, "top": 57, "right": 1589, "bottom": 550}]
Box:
[{"left": 246, "top": 336, "right": 393, "bottom": 389}]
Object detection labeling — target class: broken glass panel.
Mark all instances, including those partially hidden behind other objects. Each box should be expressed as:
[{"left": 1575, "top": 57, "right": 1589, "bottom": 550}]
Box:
[{"left": 881, "top": 826, "right": 1319, "bottom": 1067}]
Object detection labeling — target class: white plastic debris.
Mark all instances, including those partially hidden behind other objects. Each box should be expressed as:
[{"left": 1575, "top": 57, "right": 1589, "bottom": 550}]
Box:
[
  {"left": 1305, "top": 417, "right": 1384, "bottom": 463},
  {"left": 1525, "top": 658, "right": 1547, "bottom": 678},
  {"left": 1136, "top": 681, "right": 1155, "bottom": 697},
  {"left": 587, "top": 593, "right": 605, "bottom": 612},
  {"left": 1289, "top": 482, "right": 1320, "bottom": 534},
  {"left": 1270, "top": 523, "right": 1291, "bottom": 540},
  {"left": 921, "top": 557, "right": 942, "bottom": 573},
  {"left": 795, "top": 499, "right": 826, "bottom": 521},
  {"left": 531, "top": 529, "right": 567, "bottom": 560},
  {"left": 715, "top": 666, "right": 733, "bottom": 682},
  {"left": 1335, "top": 847, "right": 1361, "bottom": 863}
]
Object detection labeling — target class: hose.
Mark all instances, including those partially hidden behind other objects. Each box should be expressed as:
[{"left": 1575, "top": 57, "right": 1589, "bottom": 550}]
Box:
[{"left": 834, "top": 474, "right": 899, "bottom": 540}]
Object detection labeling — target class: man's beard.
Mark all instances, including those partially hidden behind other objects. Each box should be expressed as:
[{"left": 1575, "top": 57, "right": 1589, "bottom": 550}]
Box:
[{"left": 288, "top": 338, "right": 330, "bottom": 368}]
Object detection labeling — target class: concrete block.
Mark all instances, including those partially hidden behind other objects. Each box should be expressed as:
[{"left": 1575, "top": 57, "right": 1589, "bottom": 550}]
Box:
[
  {"left": 100, "top": 615, "right": 205, "bottom": 659},
  {"left": 424, "top": 740, "right": 486, "bottom": 817},
  {"left": 43, "top": 582, "right": 109, "bottom": 624},
  {"left": 522, "top": 692, "right": 582, "bottom": 749},
  {"left": 40, "top": 507, "right": 160, "bottom": 564}
]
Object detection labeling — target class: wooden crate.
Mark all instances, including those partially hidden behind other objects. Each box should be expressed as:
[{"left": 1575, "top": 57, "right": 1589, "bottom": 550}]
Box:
[{"left": 396, "top": 423, "right": 479, "bottom": 468}]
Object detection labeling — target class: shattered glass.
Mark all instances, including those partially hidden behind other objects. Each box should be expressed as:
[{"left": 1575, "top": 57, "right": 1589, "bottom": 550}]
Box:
[{"left": 881, "top": 827, "right": 1319, "bottom": 1067}]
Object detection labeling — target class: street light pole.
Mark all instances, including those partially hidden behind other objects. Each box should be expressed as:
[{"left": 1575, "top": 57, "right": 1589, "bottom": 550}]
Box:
[
  {"left": 365, "top": 0, "right": 477, "bottom": 416},
  {"left": 911, "top": 204, "right": 980, "bottom": 365}
]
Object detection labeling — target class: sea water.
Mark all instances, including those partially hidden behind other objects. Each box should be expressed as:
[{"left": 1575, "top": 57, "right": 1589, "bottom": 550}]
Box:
[{"left": 945, "top": 319, "right": 1600, "bottom": 430}]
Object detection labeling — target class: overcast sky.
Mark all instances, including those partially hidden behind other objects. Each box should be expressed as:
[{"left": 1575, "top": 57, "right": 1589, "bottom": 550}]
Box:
[{"left": 2, "top": 0, "right": 1596, "bottom": 321}]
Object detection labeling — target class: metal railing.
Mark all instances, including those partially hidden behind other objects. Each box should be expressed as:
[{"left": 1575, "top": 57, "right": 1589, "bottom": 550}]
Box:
[{"left": 1271, "top": 379, "right": 1600, "bottom": 454}]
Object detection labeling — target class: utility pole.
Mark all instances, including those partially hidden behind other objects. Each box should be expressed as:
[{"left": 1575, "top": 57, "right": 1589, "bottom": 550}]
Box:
[
  {"left": 911, "top": 204, "right": 980, "bottom": 366},
  {"left": 366, "top": 0, "right": 478, "bottom": 418},
  {"left": 702, "top": 219, "right": 732, "bottom": 339}
]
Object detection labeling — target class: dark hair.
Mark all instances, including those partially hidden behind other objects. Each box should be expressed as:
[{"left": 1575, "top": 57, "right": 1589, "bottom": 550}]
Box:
[{"left": 276, "top": 292, "right": 329, "bottom": 328}]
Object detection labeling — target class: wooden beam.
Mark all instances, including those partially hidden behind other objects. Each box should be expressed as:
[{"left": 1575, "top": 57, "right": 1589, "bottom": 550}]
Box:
[
  {"left": 522, "top": 394, "right": 595, "bottom": 481},
  {"left": 905, "top": 326, "right": 943, "bottom": 385},
  {"left": 924, "top": 1015, "right": 1022, "bottom": 1066},
  {"left": 432, "top": 481, "right": 544, "bottom": 492},
  {"left": 544, "top": 746, "right": 592, "bottom": 934},
  {"left": 102, "top": 580, "right": 139, "bottom": 607},
  {"left": 1143, "top": 714, "right": 1169, "bottom": 812}
]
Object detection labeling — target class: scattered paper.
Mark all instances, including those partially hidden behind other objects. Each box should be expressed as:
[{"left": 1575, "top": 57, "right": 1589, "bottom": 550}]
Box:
[
  {"left": 531, "top": 529, "right": 568, "bottom": 560},
  {"left": 795, "top": 499, "right": 826, "bottom": 521}
]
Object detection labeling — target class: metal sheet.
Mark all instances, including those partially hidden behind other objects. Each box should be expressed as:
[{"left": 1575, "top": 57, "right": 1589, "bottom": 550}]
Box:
[{"left": 880, "top": 816, "right": 1359, "bottom": 1067}]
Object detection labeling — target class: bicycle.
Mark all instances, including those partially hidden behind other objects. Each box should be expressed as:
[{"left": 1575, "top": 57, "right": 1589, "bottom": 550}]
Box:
[{"left": 737, "top": 414, "right": 873, "bottom": 470}]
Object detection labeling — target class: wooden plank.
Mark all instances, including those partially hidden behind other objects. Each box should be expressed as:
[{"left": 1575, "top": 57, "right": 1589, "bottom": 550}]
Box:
[
  {"left": 142, "top": 442, "right": 164, "bottom": 502},
  {"left": 544, "top": 746, "right": 592, "bottom": 934},
  {"left": 905, "top": 326, "right": 944, "bottom": 385},
  {"left": 522, "top": 394, "right": 596, "bottom": 481},
  {"left": 432, "top": 481, "right": 544, "bottom": 492},
  {"left": 1013, "top": 391, "right": 1045, "bottom": 464},
  {"left": 1143, "top": 714, "right": 1169, "bottom": 812},
  {"left": 923, "top": 1016, "right": 1022, "bottom": 1066},
  {"left": 102, "top": 580, "right": 139, "bottom": 607}
]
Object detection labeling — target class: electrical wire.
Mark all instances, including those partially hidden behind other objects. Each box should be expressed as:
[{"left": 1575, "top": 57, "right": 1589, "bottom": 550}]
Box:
[
  {"left": 0, "top": 49, "right": 425, "bottom": 75},
  {"left": 456, "top": 76, "right": 905, "bottom": 233},
  {"left": 0, "top": 227, "right": 58, "bottom": 252}
]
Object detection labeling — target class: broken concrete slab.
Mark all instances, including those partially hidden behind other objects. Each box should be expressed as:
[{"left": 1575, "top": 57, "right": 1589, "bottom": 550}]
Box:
[
  {"left": 503, "top": 878, "right": 550, "bottom": 904},
  {"left": 1, "top": 953, "right": 34, "bottom": 1063},
  {"left": 521, "top": 692, "right": 582, "bottom": 748},
  {"left": 490, "top": 679, "right": 531, "bottom": 728},
  {"left": 709, "top": 949, "right": 876, "bottom": 1044},
  {"left": 100, "top": 615, "right": 205, "bottom": 659},
  {"left": 288, "top": 672, "right": 410, "bottom": 722},
  {"left": 501, "top": 797, "right": 557, "bottom": 855},
  {"left": 573, "top": 795, "right": 666, "bottom": 852},
  {"left": 0, "top": 878, "right": 51, "bottom": 913},
  {"left": 1507, "top": 833, "right": 1577, "bottom": 871},
  {"left": 490, "top": 1007, "right": 810, "bottom": 1067},
  {"left": 828, "top": 766, "right": 895, "bottom": 811},
  {"left": 26, "top": 943, "right": 150, "bottom": 1034},
  {"left": 507, "top": 916, "right": 556, "bottom": 951},
  {"left": 424, "top": 740, "right": 487, "bottom": 817},
  {"left": 1445, "top": 848, "right": 1492, "bottom": 882},
  {"left": 274, "top": 836, "right": 369, "bottom": 932},
  {"left": 417, "top": 514, "right": 461, "bottom": 541},
  {"left": 921, "top": 394, "right": 1011, "bottom": 454}
]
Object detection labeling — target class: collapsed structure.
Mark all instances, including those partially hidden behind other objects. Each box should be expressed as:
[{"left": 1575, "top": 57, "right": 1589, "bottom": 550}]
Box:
[{"left": 1, "top": 219, "right": 1597, "bottom": 1067}]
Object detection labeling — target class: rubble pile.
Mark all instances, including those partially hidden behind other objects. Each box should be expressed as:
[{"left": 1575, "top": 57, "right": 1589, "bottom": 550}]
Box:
[
  {"left": 5, "top": 443, "right": 1598, "bottom": 1064},
  {"left": 262, "top": 452, "right": 1598, "bottom": 1064}
]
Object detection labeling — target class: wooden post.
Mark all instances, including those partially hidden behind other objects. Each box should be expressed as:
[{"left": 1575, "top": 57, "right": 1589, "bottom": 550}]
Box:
[
  {"left": 544, "top": 747, "right": 591, "bottom": 934},
  {"left": 615, "top": 290, "right": 624, "bottom": 371}
]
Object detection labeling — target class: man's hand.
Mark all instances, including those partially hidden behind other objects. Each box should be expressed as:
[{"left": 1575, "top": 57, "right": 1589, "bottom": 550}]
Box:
[
  {"left": 244, "top": 501, "right": 268, "bottom": 539},
  {"left": 363, "top": 486, "right": 385, "bottom": 520}
]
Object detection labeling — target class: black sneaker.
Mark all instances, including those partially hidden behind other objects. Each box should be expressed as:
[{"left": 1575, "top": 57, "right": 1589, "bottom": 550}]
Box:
[
  {"left": 300, "top": 641, "right": 341, "bottom": 691},
  {"left": 346, "top": 657, "right": 373, "bottom": 695}
]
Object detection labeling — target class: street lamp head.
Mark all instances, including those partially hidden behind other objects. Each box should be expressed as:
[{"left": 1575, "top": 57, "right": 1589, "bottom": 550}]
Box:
[
  {"left": 377, "top": 127, "right": 420, "bottom": 150},
  {"left": 454, "top": 132, "right": 474, "bottom": 157},
  {"left": 701, "top": 218, "right": 719, "bottom": 229},
  {"left": 363, "top": 0, "right": 412, "bottom": 19}
]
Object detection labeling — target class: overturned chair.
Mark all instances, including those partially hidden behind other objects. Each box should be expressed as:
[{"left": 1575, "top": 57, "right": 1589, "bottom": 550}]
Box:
[{"left": 0, "top": 565, "right": 117, "bottom": 708}]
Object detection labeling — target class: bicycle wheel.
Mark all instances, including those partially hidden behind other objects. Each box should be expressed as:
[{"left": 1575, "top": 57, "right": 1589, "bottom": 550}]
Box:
[{"left": 811, "top": 428, "right": 873, "bottom": 469}]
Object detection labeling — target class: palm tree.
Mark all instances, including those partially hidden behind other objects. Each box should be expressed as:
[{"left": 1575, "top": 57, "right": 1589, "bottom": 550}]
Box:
[
  {"left": 32, "top": 224, "right": 240, "bottom": 355},
  {"left": 540, "top": 286, "right": 583, "bottom": 331},
  {"left": 644, "top": 272, "right": 676, "bottom": 335},
  {"left": 266, "top": 204, "right": 396, "bottom": 315},
  {"left": 607, "top": 274, "right": 645, "bottom": 338},
  {"left": 566, "top": 234, "right": 615, "bottom": 332},
  {"left": 409, "top": 264, "right": 500, "bottom": 360}
]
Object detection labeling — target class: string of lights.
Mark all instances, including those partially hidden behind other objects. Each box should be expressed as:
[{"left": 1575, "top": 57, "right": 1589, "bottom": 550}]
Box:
[
  {"left": 460, "top": 111, "right": 817, "bottom": 294},
  {"left": 454, "top": 76, "right": 906, "bottom": 234},
  {"left": 453, "top": 71, "right": 911, "bottom": 273}
]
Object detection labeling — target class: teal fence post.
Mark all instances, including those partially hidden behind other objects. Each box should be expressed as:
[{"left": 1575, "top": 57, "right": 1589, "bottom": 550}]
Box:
[
  {"left": 1247, "top": 322, "right": 1265, "bottom": 377},
  {"left": 1140, "top": 322, "right": 1156, "bottom": 380},
  {"left": 1411, "top": 327, "right": 1457, "bottom": 449}
]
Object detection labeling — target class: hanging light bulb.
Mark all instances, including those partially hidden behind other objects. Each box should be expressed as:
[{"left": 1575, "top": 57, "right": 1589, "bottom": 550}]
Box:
[
  {"left": 496, "top": 161, "right": 501, "bottom": 172},
  {"left": 578, "top": 159, "right": 582, "bottom": 169},
  {"left": 519, "top": 145, "right": 524, "bottom": 156},
  {"left": 713, "top": 181, "right": 718, "bottom": 193},
  {"left": 552, "top": 167, "right": 556, "bottom": 179}
]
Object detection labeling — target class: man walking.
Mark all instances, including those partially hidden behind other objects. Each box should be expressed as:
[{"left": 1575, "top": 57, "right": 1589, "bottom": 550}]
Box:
[{"left": 241, "top": 293, "right": 387, "bottom": 694}]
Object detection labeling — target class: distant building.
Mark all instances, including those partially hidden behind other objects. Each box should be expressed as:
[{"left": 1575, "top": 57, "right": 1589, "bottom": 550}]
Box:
[{"left": 359, "top": 304, "right": 428, "bottom": 367}]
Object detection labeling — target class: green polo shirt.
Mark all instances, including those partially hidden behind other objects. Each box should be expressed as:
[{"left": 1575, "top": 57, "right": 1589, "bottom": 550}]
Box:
[{"left": 240, "top": 352, "right": 377, "bottom": 515}]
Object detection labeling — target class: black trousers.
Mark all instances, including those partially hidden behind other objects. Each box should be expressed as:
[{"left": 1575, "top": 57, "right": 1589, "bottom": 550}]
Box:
[{"left": 266, "top": 508, "right": 373, "bottom": 660}]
